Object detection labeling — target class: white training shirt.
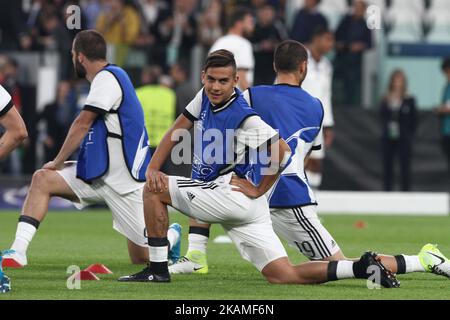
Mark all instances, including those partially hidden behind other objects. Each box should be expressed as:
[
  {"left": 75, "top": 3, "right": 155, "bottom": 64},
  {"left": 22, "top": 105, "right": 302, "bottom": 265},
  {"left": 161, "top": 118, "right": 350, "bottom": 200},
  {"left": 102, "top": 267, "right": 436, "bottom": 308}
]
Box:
[
  {"left": 0, "top": 85, "right": 13, "bottom": 116},
  {"left": 209, "top": 34, "right": 255, "bottom": 89},
  {"left": 302, "top": 49, "right": 334, "bottom": 128},
  {"left": 184, "top": 88, "right": 278, "bottom": 164},
  {"left": 83, "top": 70, "right": 144, "bottom": 194}
]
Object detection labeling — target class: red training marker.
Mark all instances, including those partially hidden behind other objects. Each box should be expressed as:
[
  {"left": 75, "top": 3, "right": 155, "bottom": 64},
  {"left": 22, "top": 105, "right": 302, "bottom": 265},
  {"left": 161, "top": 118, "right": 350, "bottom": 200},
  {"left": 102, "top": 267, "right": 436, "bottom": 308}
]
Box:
[{"left": 84, "top": 264, "right": 113, "bottom": 274}]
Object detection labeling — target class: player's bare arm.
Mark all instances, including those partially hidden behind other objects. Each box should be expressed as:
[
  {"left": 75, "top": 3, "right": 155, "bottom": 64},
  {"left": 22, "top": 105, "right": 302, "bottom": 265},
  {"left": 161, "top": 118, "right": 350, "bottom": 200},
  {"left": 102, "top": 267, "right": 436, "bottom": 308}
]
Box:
[
  {"left": 43, "top": 110, "right": 99, "bottom": 170},
  {"left": 146, "top": 113, "right": 193, "bottom": 193},
  {"left": 0, "top": 106, "right": 28, "bottom": 160},
  {"left": 231, "top": 138, "right": 291, "bottom": 198}
]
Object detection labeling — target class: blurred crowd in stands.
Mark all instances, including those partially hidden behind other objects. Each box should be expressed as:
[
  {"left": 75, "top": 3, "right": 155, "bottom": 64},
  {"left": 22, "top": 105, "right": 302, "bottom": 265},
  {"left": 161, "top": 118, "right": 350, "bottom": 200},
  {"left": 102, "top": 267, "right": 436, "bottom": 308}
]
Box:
[{"left": 0, "top": 0, "right": 448, "bottom": 189}]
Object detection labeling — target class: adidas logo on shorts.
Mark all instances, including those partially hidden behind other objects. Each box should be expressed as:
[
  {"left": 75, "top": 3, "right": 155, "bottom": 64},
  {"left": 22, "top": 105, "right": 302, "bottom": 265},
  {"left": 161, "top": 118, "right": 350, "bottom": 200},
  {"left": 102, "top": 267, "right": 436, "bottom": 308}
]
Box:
[{"left": 187, "top": 192, "right": 196, "bottom": 202}]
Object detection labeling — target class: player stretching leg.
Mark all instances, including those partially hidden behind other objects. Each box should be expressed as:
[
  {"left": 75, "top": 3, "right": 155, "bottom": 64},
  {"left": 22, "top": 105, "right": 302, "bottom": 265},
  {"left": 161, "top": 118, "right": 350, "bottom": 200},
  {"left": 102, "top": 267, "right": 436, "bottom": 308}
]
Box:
[
  {"left": 119, "top": 50, "right": 399, "bottom": 287},
  {"left": 169, "top": 41, "right": 450, "bottom": 279},
  {"left": 2, "top": 30, "right": 180, "bottom": 268}
]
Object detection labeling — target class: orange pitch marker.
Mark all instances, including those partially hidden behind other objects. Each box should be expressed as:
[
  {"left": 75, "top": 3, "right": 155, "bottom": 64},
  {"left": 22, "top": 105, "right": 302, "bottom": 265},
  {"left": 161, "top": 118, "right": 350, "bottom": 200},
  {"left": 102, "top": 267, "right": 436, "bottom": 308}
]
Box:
[
  {"left": 1, "top": 258, "right": 24, "bottom": 268},
  {"left": 354, "top": 221, "right": 367, "bottom": 229},
  {"left": 72, "top": 270, "right": 100, "bottom": 281},
  {"left": 84, "top": 264, "right": 113, "bottom": 274}
]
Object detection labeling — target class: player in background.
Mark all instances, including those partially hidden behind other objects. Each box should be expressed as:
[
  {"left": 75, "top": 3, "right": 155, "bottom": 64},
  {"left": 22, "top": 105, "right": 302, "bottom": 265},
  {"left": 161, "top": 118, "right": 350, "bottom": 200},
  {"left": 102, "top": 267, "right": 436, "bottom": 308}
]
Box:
[
  {"left": 302, "top": 26, "right": 334, "bottom": 189},
  {"left": 119, "top": 49, "right": 399, "bottom": 288},
  {"left": 0, "top": 84, "right": 28, "bottom": 160},
  {"left": 209, "top": 6, "right": 255, "bottom": 91},
  {"left": 169, "top": 41, "right": 450, "bottom": 280},
  {"left": 2, "top": 30, "right": 181, "bottom": 268}
]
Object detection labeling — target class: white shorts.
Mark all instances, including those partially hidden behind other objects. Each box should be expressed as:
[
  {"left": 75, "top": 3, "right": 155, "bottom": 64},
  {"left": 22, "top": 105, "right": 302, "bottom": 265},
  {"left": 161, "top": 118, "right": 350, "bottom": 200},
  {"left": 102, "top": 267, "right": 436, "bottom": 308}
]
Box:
[
  {"left": 168, "top": 173, "right": 287, "bottom": 271},
  {"left": 57, "top": 162, "right": 147, "bottom": 247},
  {"left": 270, "top": 205, "right": 340, "bottom": 260}
]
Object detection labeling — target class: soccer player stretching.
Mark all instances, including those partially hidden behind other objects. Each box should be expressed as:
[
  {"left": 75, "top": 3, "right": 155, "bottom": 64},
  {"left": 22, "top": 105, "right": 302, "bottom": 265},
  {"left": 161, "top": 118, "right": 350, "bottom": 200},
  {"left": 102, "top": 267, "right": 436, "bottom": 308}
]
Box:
[
  {"left": 120, "top": 49, "right": 399, "bottom": 287},
  {"left": 2, "top": 30, "right": 181, "bottom": 268},
  {"left": 171, "top": 41, "right": 450, "bottom": 280}
]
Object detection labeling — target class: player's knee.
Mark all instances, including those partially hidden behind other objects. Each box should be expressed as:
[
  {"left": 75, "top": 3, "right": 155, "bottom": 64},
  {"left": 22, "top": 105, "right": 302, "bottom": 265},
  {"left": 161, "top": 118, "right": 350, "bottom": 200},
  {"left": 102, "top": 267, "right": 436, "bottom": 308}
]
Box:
[
  {"left": 31, "top": 169, "right": 52, "bottom": 191},
  {"left": 265, "top": 274, "right": 285, "bottom": 284},
  {"left": 264, "top": 271, "right": 298, "bottom": 284},
  {"left": 262, "top": 264, "right": 294, "bottom": 284},
  {"left": 142, "top": 186, "right": 160, "bottom": 202}
]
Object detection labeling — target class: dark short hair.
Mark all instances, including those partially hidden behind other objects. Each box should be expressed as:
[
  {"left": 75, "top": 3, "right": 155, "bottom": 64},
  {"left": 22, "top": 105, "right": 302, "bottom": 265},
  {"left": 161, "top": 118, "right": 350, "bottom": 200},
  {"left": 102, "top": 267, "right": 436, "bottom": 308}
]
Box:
[
  {"left": 311, "top": 25, "right": 331, "bottom": 40},
  {"left": 274, "top": 40, "right": 308, "bottom": 72},
  {"left": 203, "top": 49, "right": 236, "bottom": 74},
  {"left": 442, "top": 57, "right": 450, "bottom": 71},
  {"left": 226, "top": 6, "right": 252, "bottom": 30},
  {"left": 73, "top": 30, "right": 107, "bottom": 61}
]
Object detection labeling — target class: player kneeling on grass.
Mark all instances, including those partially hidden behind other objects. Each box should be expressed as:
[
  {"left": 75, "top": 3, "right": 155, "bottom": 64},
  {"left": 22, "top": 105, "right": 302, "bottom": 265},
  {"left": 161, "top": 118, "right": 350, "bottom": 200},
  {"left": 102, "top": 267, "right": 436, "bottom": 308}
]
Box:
[
  {"left": 119, "top": 50, "right": 399, "bottom": 287},
  {"left": 170, "top": 40, "right": 450, "bottom": 281},
  {"left": 1, "top": 30, "right": 181, "bottom": 268}
]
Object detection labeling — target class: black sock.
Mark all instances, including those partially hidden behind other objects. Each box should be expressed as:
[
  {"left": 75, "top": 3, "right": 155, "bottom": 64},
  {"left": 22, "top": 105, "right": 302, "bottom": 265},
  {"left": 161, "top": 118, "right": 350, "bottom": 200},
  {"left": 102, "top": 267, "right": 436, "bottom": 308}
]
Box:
[
  {"left": 327, "top": 261, "right": 339, "bottom": 281},
  {"left": 149, "top": 261, "right": 168, "bottom": 274},
  {"left": 19, "top": 215, "right": 40, "bottom": 229},
  {"left": 189, "top": 226, "right": 210, "bottom": 237},
  {"left": 352, "top": 260, "right": 367, "bottom": 279},
  {"left": 394, "top": 255, "right": 407, "bottom": 274}
]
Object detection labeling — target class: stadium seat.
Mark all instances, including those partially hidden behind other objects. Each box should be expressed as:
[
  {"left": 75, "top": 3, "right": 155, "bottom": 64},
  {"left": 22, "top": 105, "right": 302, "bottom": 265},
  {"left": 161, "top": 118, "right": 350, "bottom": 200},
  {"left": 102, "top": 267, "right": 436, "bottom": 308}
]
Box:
[
  {"left": 389, "top": 0, "right": 425, "bottom": 15},
  {"left": 318, "top": 0, "right": 348, "bottom": 31},
  {"left": 425, "top": 11, "right": 450, "bottom": 44},
  {"left": 386, "top": 12, "right": 423, "bottom": 43},
  {"left": 365, "top": 0, "right": 386, "bottom": 11},
  {"left": 429, "top": 0, "right": 450, "bottom": 12},
  {"left": 318, "top": 0, "right": 348, "bottom": 13}
]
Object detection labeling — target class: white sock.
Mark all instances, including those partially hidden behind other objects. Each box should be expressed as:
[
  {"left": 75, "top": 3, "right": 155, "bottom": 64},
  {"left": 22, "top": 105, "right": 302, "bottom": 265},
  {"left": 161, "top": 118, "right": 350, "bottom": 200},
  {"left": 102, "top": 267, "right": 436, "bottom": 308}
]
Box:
[
  {"left": 306, "top": 170, "right": 322, "bottom": 189},
  {"left": 167, "top": 228, "right": 179, "bottom": 250},
  {"left": 336, "top": 261, "right": 355, "bottom": 279},
  {"left": 11, "top": 222, "right": 37, "bottom": 256},
  {"left": 187, "top": 233, "right": 208, "bottom": 254},
  {"left": 149, "top": 246, "right": 168, "bottom": 263},
  {"left": 403, "top": 255, "right": 426, "bottom": 272}
]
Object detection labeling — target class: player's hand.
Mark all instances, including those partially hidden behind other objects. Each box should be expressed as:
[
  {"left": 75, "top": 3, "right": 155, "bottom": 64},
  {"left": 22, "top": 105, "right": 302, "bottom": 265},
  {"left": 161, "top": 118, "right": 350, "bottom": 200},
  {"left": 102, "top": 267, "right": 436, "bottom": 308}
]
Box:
[
  {"left": 145, "top": 168, "right": 168, "bottom": 193},
  {"left": 42, "top": 161, "right": 64, "bottom": 171},
  {"left": 230, "top": 175, "right": 260, "bottom": 199}
]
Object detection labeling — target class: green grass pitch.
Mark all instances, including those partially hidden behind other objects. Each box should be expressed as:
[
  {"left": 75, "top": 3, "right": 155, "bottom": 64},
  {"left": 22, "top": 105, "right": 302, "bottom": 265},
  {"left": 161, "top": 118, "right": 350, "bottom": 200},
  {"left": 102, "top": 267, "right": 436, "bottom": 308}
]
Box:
[{"left": 1, "top": 210, "right": 450, "bottom": 300}]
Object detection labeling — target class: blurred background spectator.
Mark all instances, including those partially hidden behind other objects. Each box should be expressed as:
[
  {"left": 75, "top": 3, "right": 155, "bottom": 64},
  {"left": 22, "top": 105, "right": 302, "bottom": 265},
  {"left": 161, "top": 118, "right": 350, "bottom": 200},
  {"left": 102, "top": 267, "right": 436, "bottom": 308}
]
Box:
[
  {"left": 150, "top": 0, "right": 197, "bottom": 71},
  {"left": 290, "top": 0, "right": 328, "bottom": 45},
  {"left": 38, "top": 80, "right": 78, "bottom": 162},
  {"left": 96, "top": 0, "right": 141, "bottom": 66},
  {"left": 252, "top": 3, "right": 288, "bottom": 85},
  {"left": 197, "top": 0, "right": 224, "bottom": 52},
  {"left": 302, "top": 26, "right": 335, "bottom": 190},
  {"left": 170, "top": 61, "right": 196, "bottom": 117},
  {"left": 210, "top": 6, "right": 255, "bottom": 90},
  {"left": 380, "top": 70, "right": 417, "bottom": 191},
  {"left": 333, "top": 0, "right": 372, "bottom": 107},
  {"left": 0, "top": 0, "right": 32, "bottom": 51},
  {"left": 136, "top": 65, "right": 176, "bottom": 151}
]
